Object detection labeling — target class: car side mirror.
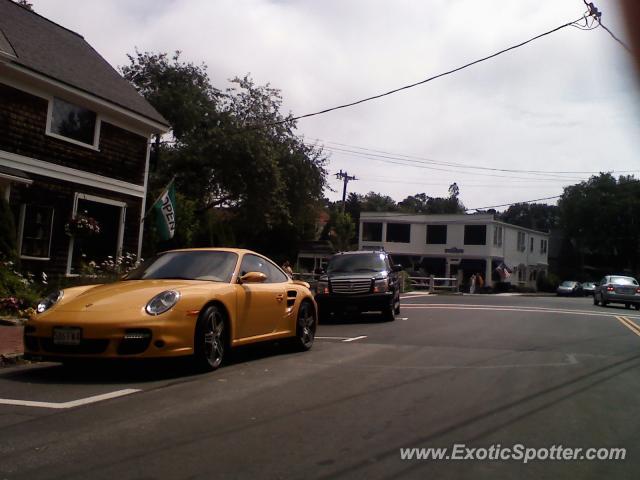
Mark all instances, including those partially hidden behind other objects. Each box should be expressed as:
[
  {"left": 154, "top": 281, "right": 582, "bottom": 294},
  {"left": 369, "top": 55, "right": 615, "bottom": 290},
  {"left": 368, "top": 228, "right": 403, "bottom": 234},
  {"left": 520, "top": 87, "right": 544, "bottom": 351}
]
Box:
[
  {"left": 392, "top": 264, "right": 403, "bottom": 272},
  {"left": 239, "top": 271, "right": 267, "bottom": 284}
]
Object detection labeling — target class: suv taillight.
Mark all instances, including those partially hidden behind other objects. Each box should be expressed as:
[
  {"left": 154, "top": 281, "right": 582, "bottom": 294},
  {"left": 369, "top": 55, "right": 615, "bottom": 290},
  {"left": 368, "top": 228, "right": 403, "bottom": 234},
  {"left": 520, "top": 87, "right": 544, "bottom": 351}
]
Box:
[{"left": 607, "top": 285, "right": 615, "bottom": 292}]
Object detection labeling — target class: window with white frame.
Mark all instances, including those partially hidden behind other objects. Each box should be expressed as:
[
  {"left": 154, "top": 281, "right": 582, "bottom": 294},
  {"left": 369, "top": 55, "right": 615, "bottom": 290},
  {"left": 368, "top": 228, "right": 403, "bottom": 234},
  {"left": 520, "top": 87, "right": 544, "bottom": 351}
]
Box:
[
  {"left": 19, "top": 204, "right": 54, "bottom": 260},
  {"left": 517, "top": 231, "right": 526, "bottom": 252},
  {"left": 518, "top": 266, "right": 526, "bottom": 282},
  {"left": 493, "top": 225, "right": 503, "bottom": 247},
  {"left": 540, "top": 239, "right": 548, "bottom": 254},
  {"left": 48, "top": 97, "right": 98, "bottom": 147},
  {"left": 530, "top": 237, "right": 534, "bottom": 252}
]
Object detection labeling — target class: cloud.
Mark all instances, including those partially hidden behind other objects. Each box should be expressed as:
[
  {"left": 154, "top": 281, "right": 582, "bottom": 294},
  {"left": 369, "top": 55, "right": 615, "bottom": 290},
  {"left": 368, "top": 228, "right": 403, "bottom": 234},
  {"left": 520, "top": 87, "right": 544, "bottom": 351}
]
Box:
[{"left": 32, "top": 0, "right": 640, "bottom": 209}]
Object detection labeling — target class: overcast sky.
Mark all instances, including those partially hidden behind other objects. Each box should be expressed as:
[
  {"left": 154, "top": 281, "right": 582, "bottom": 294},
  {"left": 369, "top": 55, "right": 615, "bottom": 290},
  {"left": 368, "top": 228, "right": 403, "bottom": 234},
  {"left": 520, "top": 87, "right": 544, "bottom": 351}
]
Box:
[{"left": 32, "top": 0, "right": 640, "bottom": 211}]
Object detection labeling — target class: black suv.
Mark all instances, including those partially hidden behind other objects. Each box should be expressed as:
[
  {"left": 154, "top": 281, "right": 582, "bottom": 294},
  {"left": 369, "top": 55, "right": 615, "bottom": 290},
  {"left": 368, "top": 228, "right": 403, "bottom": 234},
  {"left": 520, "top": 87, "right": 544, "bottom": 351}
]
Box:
[{"left": 315, "top": 251, "right": 402, "bottom": 321}]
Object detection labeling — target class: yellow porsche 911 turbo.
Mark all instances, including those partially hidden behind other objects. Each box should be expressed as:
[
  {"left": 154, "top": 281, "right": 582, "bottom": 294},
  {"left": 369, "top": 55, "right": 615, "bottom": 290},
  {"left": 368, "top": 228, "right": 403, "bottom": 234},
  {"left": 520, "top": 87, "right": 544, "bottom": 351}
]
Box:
[{"left": 24, "top": 248, "right": 318, "bottom": 371}]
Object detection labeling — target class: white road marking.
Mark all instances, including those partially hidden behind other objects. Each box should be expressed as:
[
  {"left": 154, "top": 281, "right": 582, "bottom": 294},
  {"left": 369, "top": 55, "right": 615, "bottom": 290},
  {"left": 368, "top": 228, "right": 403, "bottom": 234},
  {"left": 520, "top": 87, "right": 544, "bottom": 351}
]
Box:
[
  {"left": 0, "top": 389, "right": 141, "bottom": 409},
  {"left": 401, "top": 304, "right": 640, "bottom": 319},
  {"left": 316, "top": 335, "right": 368, "bottom": 342},
  {"left": 342, "top": 335, "right": 367, "bottom": 342}
]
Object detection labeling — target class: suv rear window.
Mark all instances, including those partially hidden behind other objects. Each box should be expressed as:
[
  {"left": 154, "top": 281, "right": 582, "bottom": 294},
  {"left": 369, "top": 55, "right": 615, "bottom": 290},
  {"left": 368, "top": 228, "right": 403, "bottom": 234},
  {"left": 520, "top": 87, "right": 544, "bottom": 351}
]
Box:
[
  {"left": 610, "top": 276, "right": 638, "bottom": 286},
  {"left": 327, "top": 253, "right": 388, "bottom": 273}
]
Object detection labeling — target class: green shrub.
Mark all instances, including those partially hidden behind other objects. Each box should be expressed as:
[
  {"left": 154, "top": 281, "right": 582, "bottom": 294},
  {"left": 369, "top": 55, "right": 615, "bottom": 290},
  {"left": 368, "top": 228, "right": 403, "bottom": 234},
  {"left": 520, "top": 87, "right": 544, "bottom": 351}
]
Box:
[{"left": 0, "top": 259, "right": 44, "bottom": 316}]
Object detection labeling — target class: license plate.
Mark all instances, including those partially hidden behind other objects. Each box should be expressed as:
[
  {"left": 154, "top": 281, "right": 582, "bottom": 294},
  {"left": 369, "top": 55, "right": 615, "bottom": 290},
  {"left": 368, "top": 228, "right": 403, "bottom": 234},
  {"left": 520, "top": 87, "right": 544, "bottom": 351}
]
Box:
[{"left": 53, "top": 327, "right": 82, "bottom": 345}]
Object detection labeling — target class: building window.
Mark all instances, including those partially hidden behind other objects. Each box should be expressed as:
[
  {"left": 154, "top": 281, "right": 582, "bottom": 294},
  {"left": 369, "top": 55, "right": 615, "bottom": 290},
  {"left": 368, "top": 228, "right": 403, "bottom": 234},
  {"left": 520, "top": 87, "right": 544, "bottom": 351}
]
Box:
[
  {"left": 517, "top": 231, "right": 526, "bottom": 251},
  {"left": 464, "top": 225, "right": 486, "bottom": 245},
  {"left": 518, "top": 266, "right": 526, "bottom": 282},
  {"left": 540, "top": 239, "right": 548, "bottom": 254},
  {"left": 530, "top": 237, "right": 534, "bottom": 252},
  {"left": 362, "top": 222, "right": 383, "bottom": 242},
  {"left": 386, "top": 223, "right": 411, "bottom": 243},
  {"left": 19, "top": 205, "right": 54, "bottom": 260},
  {"left": 493, "top": 225, "right": 503, "bottom": 247},
  {"left": 48, "top": 97, "right": 98, "bottom": 147},
  {"left": 426, "top": 225, "right": 447, "bottom": 244}
]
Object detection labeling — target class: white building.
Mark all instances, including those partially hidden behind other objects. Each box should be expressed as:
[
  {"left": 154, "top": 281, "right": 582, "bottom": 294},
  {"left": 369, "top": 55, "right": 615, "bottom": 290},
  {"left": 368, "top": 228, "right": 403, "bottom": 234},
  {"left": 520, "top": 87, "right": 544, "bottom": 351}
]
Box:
[{"left": 358, "top": 213, "right": 549, "bottom": 289}]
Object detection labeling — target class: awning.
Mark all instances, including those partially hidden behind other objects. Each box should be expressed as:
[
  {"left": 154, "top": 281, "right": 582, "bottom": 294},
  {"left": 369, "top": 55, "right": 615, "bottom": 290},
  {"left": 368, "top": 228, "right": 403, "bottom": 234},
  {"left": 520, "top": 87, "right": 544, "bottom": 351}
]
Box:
[{"left": 0, "top": 165, "right": 33, "bottom": 185}]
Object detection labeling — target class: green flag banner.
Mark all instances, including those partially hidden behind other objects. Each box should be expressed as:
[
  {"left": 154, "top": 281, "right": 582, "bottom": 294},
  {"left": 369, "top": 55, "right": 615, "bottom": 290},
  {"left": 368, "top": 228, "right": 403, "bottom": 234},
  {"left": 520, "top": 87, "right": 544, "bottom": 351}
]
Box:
[{"left": 153, "top": 181, "right": 176, "bottom": 240}]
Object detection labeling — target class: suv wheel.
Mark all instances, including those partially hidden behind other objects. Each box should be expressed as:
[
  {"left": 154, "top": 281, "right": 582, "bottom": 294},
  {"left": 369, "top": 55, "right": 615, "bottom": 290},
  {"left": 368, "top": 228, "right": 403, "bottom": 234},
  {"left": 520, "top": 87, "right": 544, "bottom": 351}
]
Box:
[
  {"left": 393, "top": 292, "right": 400, "bottom": 315},
  {"left": 383, "top": 299, "right": 395, "bottom": 322}
]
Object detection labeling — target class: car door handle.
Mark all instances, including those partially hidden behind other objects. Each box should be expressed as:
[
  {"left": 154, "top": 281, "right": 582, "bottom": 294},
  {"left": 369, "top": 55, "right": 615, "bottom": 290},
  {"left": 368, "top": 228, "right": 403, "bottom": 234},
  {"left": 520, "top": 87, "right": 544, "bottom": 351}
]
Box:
[{"left": 275, "top": 294, "right": 284, "bottom": 302}]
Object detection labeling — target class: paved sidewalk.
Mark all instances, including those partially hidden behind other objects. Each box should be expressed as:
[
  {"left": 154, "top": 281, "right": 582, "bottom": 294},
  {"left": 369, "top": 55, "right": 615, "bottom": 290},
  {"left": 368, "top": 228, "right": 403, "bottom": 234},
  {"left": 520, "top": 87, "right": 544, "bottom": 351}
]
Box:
[{"left": 0, "top": 325, "right": 23, "bottom": 358}]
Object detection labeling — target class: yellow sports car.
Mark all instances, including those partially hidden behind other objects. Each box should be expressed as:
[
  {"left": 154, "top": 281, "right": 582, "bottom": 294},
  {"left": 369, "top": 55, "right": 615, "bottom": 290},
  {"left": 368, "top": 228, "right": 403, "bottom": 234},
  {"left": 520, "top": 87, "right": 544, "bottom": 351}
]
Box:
[{"left": 24, "top": 248, "right": 318, "bottom": 371}]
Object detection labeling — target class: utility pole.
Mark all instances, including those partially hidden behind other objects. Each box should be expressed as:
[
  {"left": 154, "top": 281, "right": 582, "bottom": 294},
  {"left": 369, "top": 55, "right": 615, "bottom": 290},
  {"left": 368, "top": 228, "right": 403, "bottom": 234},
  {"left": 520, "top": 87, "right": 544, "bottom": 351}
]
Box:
[{"left": 335, "top": 170, "right": 357, "bottom": 213}]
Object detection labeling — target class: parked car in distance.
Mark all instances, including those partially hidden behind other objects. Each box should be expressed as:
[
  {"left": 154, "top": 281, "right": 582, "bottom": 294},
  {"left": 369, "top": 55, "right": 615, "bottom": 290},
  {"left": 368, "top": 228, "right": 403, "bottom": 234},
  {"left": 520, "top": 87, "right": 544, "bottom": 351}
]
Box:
[
  {"left": 594, "top": 275, "right": 640, "bottom": 310},
  {"left": 581, "top": 282, "right": 596, "bottom": 296},
  {"left": 24, "top": 248, "right": 318, "bottom": 371},
  {"left": 556, "top": 281, "right": 583, "bottom": 297},
  {"left": 315, "top": 250, "right": 402, "bottom": 321}
]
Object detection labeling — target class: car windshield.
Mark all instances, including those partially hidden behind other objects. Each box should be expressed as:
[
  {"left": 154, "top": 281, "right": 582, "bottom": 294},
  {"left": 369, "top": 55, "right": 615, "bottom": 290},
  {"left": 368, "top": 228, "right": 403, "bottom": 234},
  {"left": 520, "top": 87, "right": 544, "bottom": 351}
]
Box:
[
  {"left": 610, "top": 276, "right": 638, "bottom": 286},
  {"left": 124, "top": 251, "right": 238, "bottom": 282},
  {"left": 327, "top": 253, "right": 387, "bottom": 273},
  {"left": 560, "top": 281, "right": 577, "bottom": 287}
]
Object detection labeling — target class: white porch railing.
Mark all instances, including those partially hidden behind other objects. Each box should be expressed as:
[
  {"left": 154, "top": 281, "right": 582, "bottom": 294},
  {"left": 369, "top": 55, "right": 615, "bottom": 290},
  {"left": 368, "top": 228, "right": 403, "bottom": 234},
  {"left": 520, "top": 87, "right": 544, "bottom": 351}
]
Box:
[{"left": 408, "top": 275, "right": 459, "bottom": 293}]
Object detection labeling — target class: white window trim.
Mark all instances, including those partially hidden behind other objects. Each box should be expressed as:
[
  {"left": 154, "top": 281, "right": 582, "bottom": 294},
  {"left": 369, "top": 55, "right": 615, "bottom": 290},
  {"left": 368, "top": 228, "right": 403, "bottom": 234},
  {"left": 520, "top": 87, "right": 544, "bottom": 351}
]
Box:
[
  {"left": 2, "top": 63, "right": 169, "bottom": 134},
  {"left": 17, "top": 203, "right": 55, "bottom": 261},
  {"left": 45, "top": 96, "right": 102, "bottom": 151},
  {"left": 0, "top": 149, "right": 145, "bottom": 198},
  {"left": 66, "top": 193, "right": 127, "bottom": 276}
]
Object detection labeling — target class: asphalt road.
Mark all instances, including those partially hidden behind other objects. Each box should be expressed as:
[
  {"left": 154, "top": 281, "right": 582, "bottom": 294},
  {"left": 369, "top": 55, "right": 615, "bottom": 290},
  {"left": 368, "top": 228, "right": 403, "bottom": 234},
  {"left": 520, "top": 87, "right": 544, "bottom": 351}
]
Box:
[{"left": 1, "top": 294, "right": 639, "bottom": 479}]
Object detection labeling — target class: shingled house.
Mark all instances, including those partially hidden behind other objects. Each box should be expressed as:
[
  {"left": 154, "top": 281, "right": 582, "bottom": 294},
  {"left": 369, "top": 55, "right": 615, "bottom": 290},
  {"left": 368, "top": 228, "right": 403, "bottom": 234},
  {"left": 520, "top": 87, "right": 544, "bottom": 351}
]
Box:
[{"left": 0, "top": 0, "right": 170, "bottom": 275}]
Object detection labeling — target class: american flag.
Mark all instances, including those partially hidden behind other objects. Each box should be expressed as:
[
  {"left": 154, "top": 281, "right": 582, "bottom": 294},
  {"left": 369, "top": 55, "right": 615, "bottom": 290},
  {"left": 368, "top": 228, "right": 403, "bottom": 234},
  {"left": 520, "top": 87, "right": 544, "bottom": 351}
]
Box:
[{"left": 496, "top": 262, "right": 512, "bottom": 279}]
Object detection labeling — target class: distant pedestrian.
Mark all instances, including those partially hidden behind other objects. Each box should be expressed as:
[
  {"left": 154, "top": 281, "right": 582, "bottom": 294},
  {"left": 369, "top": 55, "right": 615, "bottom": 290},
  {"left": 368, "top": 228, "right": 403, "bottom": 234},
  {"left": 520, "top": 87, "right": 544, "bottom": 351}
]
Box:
[
  {"left": 282, "top": 261, "right": 293, "bottom": 277},
  {"left": 469, "top": 274, "right": 477, "bottom": 294},
  {"left": 476, "top": 273, "right": 484, "bottom": 292}
]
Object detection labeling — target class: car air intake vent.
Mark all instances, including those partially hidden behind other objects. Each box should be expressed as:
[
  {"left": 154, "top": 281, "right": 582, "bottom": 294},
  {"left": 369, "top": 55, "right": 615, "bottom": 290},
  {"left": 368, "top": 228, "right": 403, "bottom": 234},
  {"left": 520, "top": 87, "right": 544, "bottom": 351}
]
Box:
[{"left": 330, "top": 279, "right": 372, "bottom": 294}]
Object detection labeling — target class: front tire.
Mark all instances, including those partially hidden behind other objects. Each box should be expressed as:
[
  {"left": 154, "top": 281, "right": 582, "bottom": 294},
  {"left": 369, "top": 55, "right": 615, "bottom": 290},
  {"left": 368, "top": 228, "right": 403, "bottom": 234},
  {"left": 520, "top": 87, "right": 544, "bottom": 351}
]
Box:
[
  {"left": 393, "top": 291, "right": 401, "bottom": 315},
  {"left": 293, "top": 300, "right": 316, "bottom": 351},
  {"left": 193, "top": 305, "right": 226, "bottom": 372},
  {"left": 383, "top": 297, "right": 396, "bottom": 322}
]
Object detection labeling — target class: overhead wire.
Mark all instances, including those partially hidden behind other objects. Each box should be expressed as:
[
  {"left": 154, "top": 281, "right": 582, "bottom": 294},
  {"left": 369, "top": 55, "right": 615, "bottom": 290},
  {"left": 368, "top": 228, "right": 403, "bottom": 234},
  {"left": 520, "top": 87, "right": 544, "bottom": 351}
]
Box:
[
  {"left": 246, "top": 14, "right": 590, "bottom": 129},
  {"left": 582, "top": 0, "right": 633, "bottom": 53}
]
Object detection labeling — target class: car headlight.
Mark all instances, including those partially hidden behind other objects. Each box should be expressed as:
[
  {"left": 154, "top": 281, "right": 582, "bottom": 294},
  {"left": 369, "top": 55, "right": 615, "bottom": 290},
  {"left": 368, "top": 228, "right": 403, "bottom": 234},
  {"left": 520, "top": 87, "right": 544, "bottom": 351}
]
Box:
[
  {"left": 316, "top": 281, "right": 328, "bottom": 294},
  {"left": 145, "top": 290, "right": 181, "bottom": 315},
  {"left": 373, "top": 278, "right": 389, "bottom": 293},
  {"left": 36, "top": 290, "right": 64, "bottom": 314}
]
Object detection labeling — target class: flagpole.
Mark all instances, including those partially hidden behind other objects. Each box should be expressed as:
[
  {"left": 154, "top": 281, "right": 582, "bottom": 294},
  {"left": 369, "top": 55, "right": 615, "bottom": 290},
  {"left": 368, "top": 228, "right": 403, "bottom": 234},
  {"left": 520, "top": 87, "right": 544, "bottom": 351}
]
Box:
[{"left": 141, "top": 175, "right": 176, "bottom": 224}]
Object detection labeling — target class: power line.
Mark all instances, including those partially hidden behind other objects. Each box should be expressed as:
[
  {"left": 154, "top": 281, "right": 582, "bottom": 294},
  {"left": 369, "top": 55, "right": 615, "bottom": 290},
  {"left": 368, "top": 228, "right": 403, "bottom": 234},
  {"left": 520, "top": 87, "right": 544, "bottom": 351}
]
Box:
[
  {"left": 319, "top": 145, "right": 590, "bottom": 182},
  {"left": 582, "top": 1, "right": 632, "bottom": 53},
  {"left": 465, "top": 195, "right": 562, "bottom": 211},
  {"left": 312, "top": 138, "right": 639, "bottom": 176},
  {"left": 247, "top": 15, "right": 589, "bottom": 129}
]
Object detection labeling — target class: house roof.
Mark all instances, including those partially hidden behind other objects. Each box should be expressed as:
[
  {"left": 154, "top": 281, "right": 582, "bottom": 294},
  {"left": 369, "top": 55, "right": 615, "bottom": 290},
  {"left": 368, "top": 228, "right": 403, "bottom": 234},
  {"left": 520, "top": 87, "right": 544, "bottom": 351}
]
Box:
[{"left": 0, "top": 0, "right": 169, "bottom": 128}]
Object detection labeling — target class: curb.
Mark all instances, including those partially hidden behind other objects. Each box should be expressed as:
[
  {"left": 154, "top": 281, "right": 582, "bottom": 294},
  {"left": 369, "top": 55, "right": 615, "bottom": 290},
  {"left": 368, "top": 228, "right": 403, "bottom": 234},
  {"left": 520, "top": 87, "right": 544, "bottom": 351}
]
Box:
[
  {"left": 0, "top": 352, "right": 25, "bottom": 367},
  {"left": 0, "top": 317, "right": 26, "bottom": 327}
]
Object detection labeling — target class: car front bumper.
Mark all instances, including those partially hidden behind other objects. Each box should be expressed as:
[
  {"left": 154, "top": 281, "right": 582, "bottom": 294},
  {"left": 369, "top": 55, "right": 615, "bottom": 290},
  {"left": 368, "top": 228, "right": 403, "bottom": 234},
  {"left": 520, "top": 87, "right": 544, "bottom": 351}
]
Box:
[
  {"left": 315, "top": 292, "right": 394, "bottom": 313},
  {"left": 23, "top": 316, "right": 195, "bottom": 360}
]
